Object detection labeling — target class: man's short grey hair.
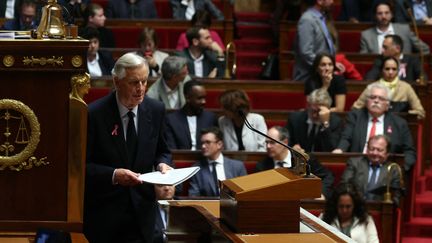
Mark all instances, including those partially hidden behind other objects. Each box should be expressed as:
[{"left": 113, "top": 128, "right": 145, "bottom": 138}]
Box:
[
  {"left": 111, "top": 52, "right": 148, "bottom": 79},
  {"left": 161, "top": 56, "right": 187, "bottom": 81},
  {"left": 307, "top": 88, "right": 332, "bottom": 108},
  {"left": 366, "top": 82, "right": 392, "bottom": 101},
  {"left": 271, "top": 126, "right": 290, "bottom": 141}
]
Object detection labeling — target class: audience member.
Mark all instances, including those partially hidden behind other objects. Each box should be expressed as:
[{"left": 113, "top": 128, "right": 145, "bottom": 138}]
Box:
[
  {"left": 338, "top": 0, "right": 380, "bottom": 22},
  {"left": 321, "top": 183, "right": 379, "bottom": 243},
  {"left": 105, "top": 0, "right": 158, "bottom": 19},
  {"left": 176, "top": 9, "right": 225, "bottom": 51},
  {"left": 170, "top": 0, "right": 224, "bottom": 20},
  {"left": 360, "top": 1, "right": 430, "bottom": 54},
  {"left": 83, "top": 53, "right": 172, "bottom": 243},
  {"left": 165, "top": 80, "right": 218, "bottom": 150},
  {"left": 136, "top": 27, "right": 169, "bottom": 77},
  {"left": 146, "top": 56, "right": 190, "bottom": 109},
  {"left": 287, "top": 89, "right": 343, "bottom": 153},
  {"left": 341, "top": 135, "right": 402, "bottom": 205},
  {"left": 293, "top": 0, "right": 335, "bottom": 82},
  {"left": 270, "top": 0, "right": 302, "bottom": 45},
  {"left": 58, "top": 0, "right": 89, "bottom": 20},
  {"left": 218, "top": 89, "right": 267, "bottom": 152},
  {"left": 393, "top": 0, "right": 432, "bottom": 25},
  {"left": 80, "top": 27, "right": 115, "bottom": 78},
  {"left": 188, "top": 127, "right": 247, "bottom": 197},
  {"left": 305, "top": 53, "right": 347, "bottom": 112},
  {"left": 354, "top": 56, "right": 425, "bottom": 119},
  {"left": 81, "top": 3, "right": 115, "bottom": 48},
  {"left": 333, "top": 82, "right": 416, "bottom": 171},
  {"left": 0, "top": 0, "right": 19, "bottom": 18},
  {"left": 177, "top": 26, "right": 225, "bottom": 78},
  {"left": 2, "top": 0, "right": 37, "bottom": 30},
  {"left": 153, "top": 184, "right": 175, "bottom": 243},
  {"left": 255, "top": 126, "right": 334, "bottom": 199},
  {"left": 365, "top": 34, "right": 425, "bottom": 83}
]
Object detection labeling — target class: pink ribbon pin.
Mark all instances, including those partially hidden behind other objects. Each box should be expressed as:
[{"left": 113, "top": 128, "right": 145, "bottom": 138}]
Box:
[
  {"left": 387, "top": 125, "right": 393, "bottom": 134},
  {"left": 111, "top": 124, "right": 119, "bottom": 136}
]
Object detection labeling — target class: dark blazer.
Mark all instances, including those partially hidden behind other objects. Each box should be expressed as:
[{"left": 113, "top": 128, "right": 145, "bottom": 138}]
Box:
[
  {"left": 0, "top": 0, "right": 19, "bottom": 18},
  {"left": 176, "top": 48, "right": 225, "bottom": 78},
  {"left": 84, "top": 92, "right": 172, "bottom": 243},
  {"left": 188, "top": 156, "right": 247, "bottom": 197},
  {"left": 153, "top": 207, "right": 165, "bottom": 243},
  {"left": 337, "top": 108, "right": 416, "bottom": 171},
  {"left": 95, "top": 50, "right": 115, "bottom": 76},
  {"left": 286, "top": 110, "right": 343, "bottom": 152},
  {"left": 341, "top": 156, "right": 401, "bottom": 205},
  {"left": 394, "top": 0, "right": 432, "bottom": 24},
  {"left": 364, "top": 55, "right": 425, "bottom": 83},
  {"left": 254, "top": 155, "right": 334, "bottom": 199},
  {"left": 166, "top": 108, "right": 218, "bottom": 149},
  {"left": 105, "top": 0, "right": 158, "bottom": 19},
  {"left": 170, "top": 0, "right": 224, "bottom": 20}
]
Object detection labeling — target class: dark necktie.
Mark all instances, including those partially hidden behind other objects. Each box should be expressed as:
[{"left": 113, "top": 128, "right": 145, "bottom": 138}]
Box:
[
  {"left": 126, "top": 111, "right": 137, "bottom": 164},
  {"left": 276, "top": 161, "right": 285, "bottom": 168},
  {"left": 211, "top": 161, "right": 219, "bottom": 196},
  {"left": 308, "top": 123, "right": 317, "bottom": 152},
  {"left": 367, "top": 165, "right": 378, "bottom": 199}
]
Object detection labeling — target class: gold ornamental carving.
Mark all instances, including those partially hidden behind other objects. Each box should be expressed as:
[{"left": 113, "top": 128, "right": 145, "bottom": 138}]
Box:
[
  {"left": 0, "top": 99, "right": 49, "bottom": 171},
  {"left": 71, "top": 55, "right": 83, "bottom": 68},
  {"left": 70, "top": 73, "right": 91, "bottom": 105},
  {"left": 3, "top": 55, "right": 15, "bottom": 67},
  {"left": 23, "top": 56, "right": 64, "bottom": 66}
]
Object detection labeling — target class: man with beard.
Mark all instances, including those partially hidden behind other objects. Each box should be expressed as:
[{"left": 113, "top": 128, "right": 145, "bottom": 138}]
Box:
[
  {"left": 176, "top": 26, "right": 225, "bottom": 78},
  {"left": 333, "top": 82, "right": 416, "bottom": 171},
  {"left": 293, "top": 0, "right": 335, "bottom": 82},
  {"left": 341, "top": 135, "right": 402, "bottom": 205},
  {"left": 165, "top": 80, "right": 218, "bottom": 150},
  {"left": 360, "top": 1, "right": 429, "bottom": 54}
]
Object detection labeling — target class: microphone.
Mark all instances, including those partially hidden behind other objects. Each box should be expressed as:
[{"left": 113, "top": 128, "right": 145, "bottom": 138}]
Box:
[{"left": 237, "top": 110, "right": 313, "bottom": 178}]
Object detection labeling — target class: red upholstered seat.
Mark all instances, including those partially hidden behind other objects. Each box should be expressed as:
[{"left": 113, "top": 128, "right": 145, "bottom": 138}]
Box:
[
  {"left": 84, "top": 87, "right": 111, "bottom": 104},
  {"left": 323, "top": 163, "right": 347, "bottom": 186}
]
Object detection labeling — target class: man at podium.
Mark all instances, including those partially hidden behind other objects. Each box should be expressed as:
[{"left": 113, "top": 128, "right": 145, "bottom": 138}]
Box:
[
  {"left": 255, "top": 126, "right": 334, "bottom": 199},
  {"left": 84, "top": 53, "right": 172, "bottom": 243}
]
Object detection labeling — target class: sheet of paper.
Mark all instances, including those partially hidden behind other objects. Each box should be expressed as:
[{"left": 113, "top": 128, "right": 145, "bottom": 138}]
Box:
[{"left": 138, "top": 166, "right": 200, "bottom": 186}]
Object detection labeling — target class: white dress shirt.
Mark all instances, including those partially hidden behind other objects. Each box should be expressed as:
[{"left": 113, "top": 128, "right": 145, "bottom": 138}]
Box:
[
  {"left": 363, "top": 114, "right": 385, "bottom": 152},
  {"left": 208, "top": 153, "right": 226, "bottom": 180},
  {"left": 186, "top": 115, "right": 197, "bottom": 150},
  {"left": 273, "top": 151, "right": 292, "bottom": 168},
  {"left": 376, "top": 24, "right": 395, "bottom": 54}
]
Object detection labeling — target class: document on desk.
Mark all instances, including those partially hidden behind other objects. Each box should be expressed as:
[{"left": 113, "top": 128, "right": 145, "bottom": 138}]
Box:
[{"left": 138, "top": 167, "right": 200, "bottom": 186}]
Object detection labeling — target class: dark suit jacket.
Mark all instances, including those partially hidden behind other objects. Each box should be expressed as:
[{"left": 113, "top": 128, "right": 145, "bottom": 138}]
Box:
[
  {"left": 254, "top": 155, "right": 335, "bottom": 199},
  {"left": 176, "top": 48, "right": 225, "bottom": 78},
  {"left": 286, "top": 110, "right": 343, "bottom": 152},
  {"left": 170, "top": 0, "right": 224, "bottom": 20},
  {"left": 364, "top": 55, "right": 425, "bottom": 83},
  {"left": 166, "top": 108, "right": 218, "bottom": 149},
  {"left": 394, "top": 0, "right": 432, "bottom": 24},
  {"left": 341, "top": 156, "right": 401, "bottom": 205},
  {"left": 84, "top": 92, "right": 172, "bottom": 243},
  {"left": 337, "top": 108, "right": 416, "bottom": 170},
  {"left": 94, "top": 50, "right": 115, "bottom": 76},
  {"left": 105, "top": 0, "right": 158, "bottom": 19},
  {"left": 188, "top": 156, "right": 247, "bottom": 197},
  {"left": 153, "top": 207, "right": 165, "bottom": 243},
  {"left": 0, "top": 0, "right": 19, "bottom": 18}
]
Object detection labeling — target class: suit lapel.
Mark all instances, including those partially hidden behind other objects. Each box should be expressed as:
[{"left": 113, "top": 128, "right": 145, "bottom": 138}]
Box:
[
  {"left": 134, "top": 99, "right": 153, "bottom": 170},
  {"left": 157, "top": 79, "right": 170, "bottom": 107},
  {"left": 224, "top": 157, "right": 233, "bottom": 179},
  {"left": 360, "top": 157, "right": 370, "bottom": 193},
  {"left": 359, "top": 110, "right": 369, "bottom": 151},
  {"left": 178, "top": 110, "right": 192, "bottom": 147},
  {"left": 201, "top": 160, "right": 217, "bottom": 195}
]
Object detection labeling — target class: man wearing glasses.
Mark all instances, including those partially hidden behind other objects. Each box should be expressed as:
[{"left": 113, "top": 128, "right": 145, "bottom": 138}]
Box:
[
  {"left": 188, "top": 127, "right": 247, "bottom": 197},
  {"left": 333, "top": 82, "right": 416, "bottom": 171}
]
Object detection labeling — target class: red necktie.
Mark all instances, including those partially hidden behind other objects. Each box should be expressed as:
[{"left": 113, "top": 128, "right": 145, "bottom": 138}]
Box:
[{"left": 369, "top": 117, "right": 378, "bottom": 139}]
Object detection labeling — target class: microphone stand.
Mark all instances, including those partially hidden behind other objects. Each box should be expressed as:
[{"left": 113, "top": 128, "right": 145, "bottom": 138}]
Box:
[
  {"left": 404, "top": 1, "right": 426, "bottom": 86},
  {"left": 238, "top": 110, "right": 313, "bottom": 178}
]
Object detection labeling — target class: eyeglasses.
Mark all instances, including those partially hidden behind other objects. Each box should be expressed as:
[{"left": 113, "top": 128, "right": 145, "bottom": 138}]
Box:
[
  {"left": 201, "top": 140, "right": 219, "bottom": 145},
  {"left": 367, "top": 95, "right": 388, "bottom": 102}
]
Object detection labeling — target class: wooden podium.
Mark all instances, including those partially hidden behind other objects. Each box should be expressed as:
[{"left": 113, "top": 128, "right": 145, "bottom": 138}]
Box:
[
  {"left": 220, "top": 168, "right": 321, "bottom": 233},
  {"left": 0, "top": 39, "right": 88, "bottom": 239}
]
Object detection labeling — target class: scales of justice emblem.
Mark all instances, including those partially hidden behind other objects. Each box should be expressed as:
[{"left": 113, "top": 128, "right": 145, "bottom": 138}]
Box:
[{"left": 0, "top": 99, "right": 49, "bottom": 171}]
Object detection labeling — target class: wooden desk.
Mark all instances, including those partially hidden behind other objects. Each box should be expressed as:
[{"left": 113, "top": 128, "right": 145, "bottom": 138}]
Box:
[{"left": 167, "top": 200, "right": 351, "bottom": 243}]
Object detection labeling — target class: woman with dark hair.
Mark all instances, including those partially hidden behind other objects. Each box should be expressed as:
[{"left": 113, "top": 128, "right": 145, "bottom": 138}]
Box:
[
  {"left": 175, "top": 9, "right": 225, "bottom": 51},
  {"left": 322, "top": 183, "right": 379, "bottom": 243},
  {"left": 305, "top": 53, "right": 347, "bottom": 112},
  {"left": 218, "top": 89, "right": 267, "bottom": 152},
  {"left": 136, "top": 27, "right": 169, "bottom": 77},
  {"left": 352, "top": 56, "right": 425, "bottom": 119}
]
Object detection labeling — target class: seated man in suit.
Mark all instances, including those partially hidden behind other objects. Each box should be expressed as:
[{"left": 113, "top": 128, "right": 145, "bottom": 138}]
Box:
[
  {"left": 105, "top": 0, "right": 158, "bottom": 19},
  {"left": 153, "top": 184, "right": 175, "bottom": 243},
  {"left": 165, "top": 80, "right": 218, "bottom": 150},
  {"left": 146, "top": 56, "right": 191, "bottom": 109},
  {"left": 2, "top": 0, "right": 37, "bottom": 30},
  {"left": 341, "top": 135, "right": 402, "bottom": 205},
  {"left": 360, "top": 1, "right": 430, "bottom": 55},
  {"left": 333, "top": 82, "right": 416, "bottom": 171},
  {"left": 176, "top": 26, "right": 225, "bottom": 78},
  {"left": 170, "top": 0, "right": 224, "bottom": 20},
  {"left": 80, "top": 27, "right": 115, "bottom": 78},
  {"left": 286, "top": 89, "right": 343, "bottom": 152},
  {"left": 365, "top": 34, "right": 425, "bottom": 83},
  {"left": 189, "top": 127, "right": 247, "bottom": 197},
  {"left": 255, "top": 126, "right": 334, "bottom": 199}
]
